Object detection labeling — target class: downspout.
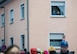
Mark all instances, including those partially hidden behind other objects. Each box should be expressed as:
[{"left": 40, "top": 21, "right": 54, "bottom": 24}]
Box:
[
  {"left": 4, "top": 7, "right": 5, "bottom": 45},
  {"left": 26, "top": 0, "right": 29, "bottom": 53}
]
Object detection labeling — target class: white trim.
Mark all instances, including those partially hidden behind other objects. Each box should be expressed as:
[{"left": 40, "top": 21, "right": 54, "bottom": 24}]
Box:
[
  {"left": 48, "top": 33, "right": 50, "bottom": 48},
  {"left": 51, "top": 0, "right": 65, "bottom": 1},
  {"left": 25, "top": 0, "right": 27, "bottom": 19},
  {"left": 54, "top": 47, "right": 61, "bottom": 50},
  {"left": 24, "top": 33, "right": 27, "bottom": 50},
  {"left": 20, "top": 3, "right": 25, "bottom": 20},
  {"left": 65, "top": 0, "right": 66, "bottom": 17},
  {"left": 51, "top": 1, "right": 65, "bottom": 6},
  {"left": 48, "top": 32, "right": 64, "bottom": 49},
  {"left": 1, "top": 13, "right": 4, "bottom": 26},
  {"left": 50, "top": 0, "right": 52, "bottom": 17},
  {"left": 50, "top": 15, "right": 65, "bottom": 18},
  {"left": 1, "top": 13, "right": 5, "bottom": 27},
  {"left": 20, "top": 2, "right": 25, "bottom": 7},
  {"left": 10, "top": 9, "right": 14, "bottom": 24},
  {"left": 50, "top": 0, "right": 66, "bottom": 18},
  {"left": 1, "top": 12, "right": 4, "bottom": 15},
  {"left": 20, "top": 35, "right": 22, "bottom": 50},
  {"left": 20, "top": 34, "right": 25, "bottom": 50}
]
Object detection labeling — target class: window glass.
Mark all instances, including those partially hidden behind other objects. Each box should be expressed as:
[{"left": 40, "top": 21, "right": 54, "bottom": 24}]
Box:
[
  {"left": 50, "top": 33, "right": 64, "bottom": 47},
  {"left": 51, "top": 1, "right": 65, "bottom": 17}
]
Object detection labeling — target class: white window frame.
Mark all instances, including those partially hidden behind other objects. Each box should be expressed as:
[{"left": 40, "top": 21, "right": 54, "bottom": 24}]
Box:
[
  {"left": 50, "top": 0, "right": 66, "bottom": 18},
  {"left": 10, "top": 9, "right": 14, "bottom": 24},
  {"left": 49, "top": 33, "right": 64, "bottom": 49},
  {"left": 1, "top": 13, "right": 4, "bottom": 27},
  {"left": 20, "top": 4, "right": 25, "bottom": 20}
]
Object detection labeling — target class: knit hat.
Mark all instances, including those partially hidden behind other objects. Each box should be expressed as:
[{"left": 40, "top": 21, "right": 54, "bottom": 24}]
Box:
[
  {"left": 37, "top": 48, "right": 41, "bottom": 52},
  {"left": 44, "top": 50, "right": 48, "bottom": 54},
  {"left": 61, "top": 40, "right": 68, "bottom": 48},
  {"left": 48, "top": 46, "right": 56, "bottom": 51}
]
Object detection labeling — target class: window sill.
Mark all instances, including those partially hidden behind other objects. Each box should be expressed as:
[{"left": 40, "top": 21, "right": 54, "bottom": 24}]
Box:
[
  {"left": 1, "top": 26, "right": 4, "bottom": 28},
  {"left": 50, "top": 15, "right": 66, "bottom": 18},
  {"left": 20, "top": 18, "right": 25, "bottom": 21},
  {"left": 10, "top": 22, "right": 13, "bottom": 25},
  {"left": 54, "top": 47, "right": 61, "bottom": 50}
]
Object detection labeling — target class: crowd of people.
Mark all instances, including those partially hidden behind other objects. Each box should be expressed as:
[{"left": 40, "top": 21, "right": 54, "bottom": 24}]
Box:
[{"left": 0, "top": 36, "right": 75, "bottom": 54}]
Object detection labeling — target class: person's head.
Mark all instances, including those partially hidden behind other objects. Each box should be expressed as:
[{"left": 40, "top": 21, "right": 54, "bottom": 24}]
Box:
[
  {"left": 5, "top": 45, "right": 20, "bottom": 54},
  {"left": 24, "top": 48, "right": 27, "bottom": 52},
  {"left": 2, "top": 44, "right": 7, "bottom": 52},
  {"left": 43, "top": 50, "right": 48, "bottom": 54},
  {"left": 48, "top": 46, "right": 56, "bottom": 54},
  {"left": 31, "top": 48, "right": 37, "bottom": 54},
  {"left": 61, "top": 40, "right": 68, "bottom": 52},
  {"left": 63, "top": 35, "right": 65, "bottom": 39}
]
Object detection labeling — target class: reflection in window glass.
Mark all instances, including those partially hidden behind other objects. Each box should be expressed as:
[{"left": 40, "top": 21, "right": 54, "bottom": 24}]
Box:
[
  {"left": 51, "top": 1, "right": 65, "bottom": 16},
  {"left": 50, "top": 33, "right": 64, "bottom": 47},
  {"left": 52, "top": 6, "right": 64, "bottom": 15}
]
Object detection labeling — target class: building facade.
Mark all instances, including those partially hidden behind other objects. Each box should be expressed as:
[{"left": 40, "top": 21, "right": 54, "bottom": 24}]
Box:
[{"left": 0, "top": 0, "right": 77, "bottom": 53}]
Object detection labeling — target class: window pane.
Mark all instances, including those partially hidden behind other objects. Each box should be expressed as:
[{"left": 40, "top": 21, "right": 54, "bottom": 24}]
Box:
[
  {"left": 10, "top": 37, "right": 13, "bottom": 46},
  {"left": 50, "top": 33, "right": 64, "bottom": 47},
  {"left": 50, "top": 33, "right": 64, "bottom": 39},
  {"left": 1, "top": 14, "right": 4, "bottom": 26},
  {"left": 22, "top": 7, "right": 24, "bottom": 18},
  {"left": 10, "top": 10, "right": 13, "bottom": 18},
  {"left": 50, "top": 39, "right": 62, "bottom": 47},
  {"left": 51, "top": 1, "right": 65, "bottom": 16},
  {"left": 21, "top": 4, "right": 24, "bottom": 18},
  {"left": 51, "top": 1, "right": 65, "bottom": 6},
  {"left": 50, "top": 41, "right": 60, "bottom": 47},
  {"left": 58, "top": 6, "right": 64, "bottom": 15},
  {"left": 21, "top": 35, "right": 25, "bottom": 49},
  {"left": 10, "top": 10, "right": 14, "bottom": 24},
  {"left": 52, "top": 6, "right": 64, "bottom": 15}
]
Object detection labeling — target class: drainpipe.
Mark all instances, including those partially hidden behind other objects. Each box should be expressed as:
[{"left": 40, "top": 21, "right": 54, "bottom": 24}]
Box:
[
  {"left": 26, "top": 0, "right": 29, "bottom": 53},
  {"left": 4, "top": 7, "right": 5, "bottom": 45},
  {"left": 1, "top": 7, "right": 5, "bottom": 45}
]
